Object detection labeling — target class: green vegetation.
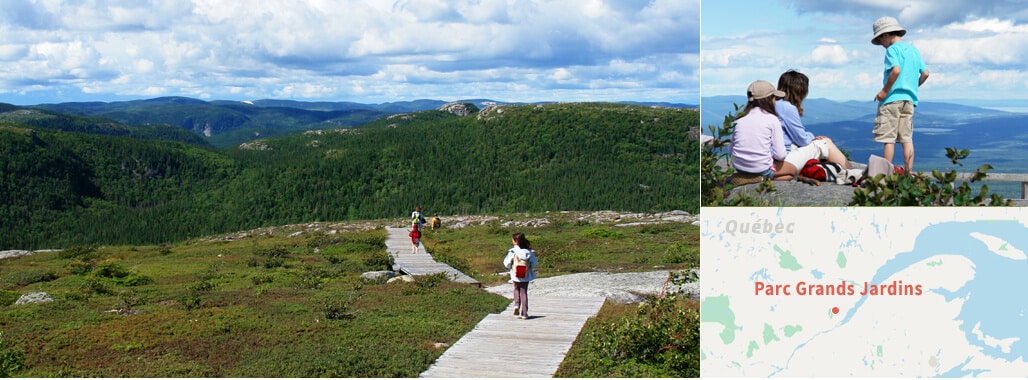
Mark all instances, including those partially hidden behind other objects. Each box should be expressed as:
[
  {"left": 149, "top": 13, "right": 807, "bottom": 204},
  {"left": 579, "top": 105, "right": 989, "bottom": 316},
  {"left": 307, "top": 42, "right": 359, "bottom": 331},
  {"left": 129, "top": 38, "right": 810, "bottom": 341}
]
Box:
[
  {"left": 0, "top": 216, "right": 699, "bottom": 377},
  {"left": 421, "top": 214, "right": 698, "bottom": 285},
  {"left": 1, "top": 103, "right": 699, "bottom": 250},
  {"left": 557, "top": 271, "right": 699, "bottom": 377},
  {"left": 0, "top": 107, "right": 208, "bottom": 146},
  {"left": 850, "top": 147, "right": 1012, "bottom": 206}
]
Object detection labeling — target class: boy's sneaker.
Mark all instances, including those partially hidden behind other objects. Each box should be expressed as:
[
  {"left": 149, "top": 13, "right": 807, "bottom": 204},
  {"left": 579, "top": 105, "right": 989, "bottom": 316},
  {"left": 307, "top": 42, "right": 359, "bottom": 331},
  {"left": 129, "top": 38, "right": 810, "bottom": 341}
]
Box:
[
  {"left": 513, "top": 309, "right": 519, "bottom": 316},
  {"left": 519, "top": 315, "right": 528, "bottom": 320}
]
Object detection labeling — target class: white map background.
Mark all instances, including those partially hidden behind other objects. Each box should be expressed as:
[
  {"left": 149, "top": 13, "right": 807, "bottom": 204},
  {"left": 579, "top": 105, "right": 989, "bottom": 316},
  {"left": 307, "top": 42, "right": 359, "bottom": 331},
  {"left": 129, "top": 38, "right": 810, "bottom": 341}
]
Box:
[{"left": 700, "top": 207, "right": 1028, "bottom": 377}]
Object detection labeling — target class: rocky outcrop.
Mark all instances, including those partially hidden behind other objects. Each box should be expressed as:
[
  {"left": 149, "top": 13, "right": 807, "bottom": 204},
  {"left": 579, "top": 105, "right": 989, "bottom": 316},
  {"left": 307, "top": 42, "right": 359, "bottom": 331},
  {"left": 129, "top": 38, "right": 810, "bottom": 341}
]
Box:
[
  {"left": 0, "top": 250, "right": 33, "bottom": 260},
  {"left": 238, "top": 140, "right": 271, "bottom": 151},
  {"left": 438, "top": 102, "right": 479, "bottom": 117},
  {"left": 16, "top": 291, "right": 55, "bottom": 305},
  {"left": 727, "top": 180, "right": 860, "bottom": 206},
  {"left": 362, "top": 270, "right": 396, "bottom": 282},
  {"left": 476, "top": 105, "right": 504, "bottom": 120}
]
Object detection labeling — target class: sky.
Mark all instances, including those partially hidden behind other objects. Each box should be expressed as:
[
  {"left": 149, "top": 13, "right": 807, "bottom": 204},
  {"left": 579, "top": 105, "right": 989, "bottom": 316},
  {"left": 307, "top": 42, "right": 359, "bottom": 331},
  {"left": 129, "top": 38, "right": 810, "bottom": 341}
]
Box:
[
  {"left": 0, "top": 0, "right": 700, "bottom": 106},
  {"left": 702, "top": 0, "right": 1028, "bottom": 105}
]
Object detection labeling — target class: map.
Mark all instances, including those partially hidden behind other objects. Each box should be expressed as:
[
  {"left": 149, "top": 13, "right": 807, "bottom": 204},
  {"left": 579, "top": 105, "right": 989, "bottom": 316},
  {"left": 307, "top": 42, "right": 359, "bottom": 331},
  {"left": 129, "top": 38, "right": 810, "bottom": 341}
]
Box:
[{"left": 700, "top": 208, "right": 1028, "bottom": 377}]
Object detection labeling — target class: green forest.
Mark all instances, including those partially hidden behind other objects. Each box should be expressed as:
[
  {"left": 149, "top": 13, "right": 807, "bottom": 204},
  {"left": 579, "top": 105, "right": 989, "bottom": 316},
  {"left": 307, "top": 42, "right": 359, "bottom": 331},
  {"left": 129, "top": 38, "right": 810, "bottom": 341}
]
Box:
[{"left": 1, "top": 102, "right": 700, "bottom": 250}]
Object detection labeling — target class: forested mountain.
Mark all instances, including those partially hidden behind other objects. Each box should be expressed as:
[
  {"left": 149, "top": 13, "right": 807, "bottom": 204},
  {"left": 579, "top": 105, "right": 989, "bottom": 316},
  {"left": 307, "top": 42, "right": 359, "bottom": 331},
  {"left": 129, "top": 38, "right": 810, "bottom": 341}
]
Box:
[
  {"left": 0, "top": 104, "right": 208, "bottom": 146},
  {"left": 1, "top": 102, "right": 699, "bottom": 250},
  {"left": 32, "top": 96, "right": 393, "bottom": 148},
  {"left": 32, "top": 97, "right": 699, "bottom": 148}
]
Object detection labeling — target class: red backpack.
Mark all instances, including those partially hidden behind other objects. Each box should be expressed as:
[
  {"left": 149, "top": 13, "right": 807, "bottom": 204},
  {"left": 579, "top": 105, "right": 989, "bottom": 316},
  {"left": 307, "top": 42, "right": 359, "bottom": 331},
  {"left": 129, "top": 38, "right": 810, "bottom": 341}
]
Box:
[{"left": 799, "top": 159, "right": 843, "bottom": 182}]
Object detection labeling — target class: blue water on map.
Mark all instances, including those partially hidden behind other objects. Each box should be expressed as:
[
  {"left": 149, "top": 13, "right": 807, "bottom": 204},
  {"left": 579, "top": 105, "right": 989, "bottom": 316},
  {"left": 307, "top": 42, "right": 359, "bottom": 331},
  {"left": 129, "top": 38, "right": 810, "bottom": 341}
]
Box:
[{"left": 841, "top": 220, "right": 1028, "bottom": 375}]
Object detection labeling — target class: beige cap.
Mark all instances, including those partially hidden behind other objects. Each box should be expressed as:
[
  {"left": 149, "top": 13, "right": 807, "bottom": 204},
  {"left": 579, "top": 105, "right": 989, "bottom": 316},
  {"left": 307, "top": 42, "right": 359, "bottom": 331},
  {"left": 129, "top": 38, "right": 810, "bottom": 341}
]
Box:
[
  {"left": 872, "top": 16, "right": 906, "bottom": 45},
  {"left": 747, "top": 80, "right": 785, "bottom": 101}
]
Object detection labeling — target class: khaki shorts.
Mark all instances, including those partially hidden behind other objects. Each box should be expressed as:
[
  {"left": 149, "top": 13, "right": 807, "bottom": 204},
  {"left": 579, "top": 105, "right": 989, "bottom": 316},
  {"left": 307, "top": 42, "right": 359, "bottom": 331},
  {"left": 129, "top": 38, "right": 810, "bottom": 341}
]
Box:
[{"left": 873, "top": 101, "right": 914, "bottom": 143}]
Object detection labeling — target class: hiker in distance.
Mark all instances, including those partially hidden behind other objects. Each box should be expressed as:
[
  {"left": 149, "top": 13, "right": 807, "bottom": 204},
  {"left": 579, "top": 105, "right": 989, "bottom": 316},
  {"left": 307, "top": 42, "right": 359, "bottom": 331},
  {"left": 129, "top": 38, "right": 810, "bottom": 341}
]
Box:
[
  {"left": 728, "top": 80, "right": 788, "bottom": 186},
  {"left": 410, "top": 206, "right": 426, "bottom": 231},
  {"left": 772, "top": 70, "right": 852, "bottom": 181},
  {"left": 431, "top": 213, "right": 441, "bottom": 231},
  {"left": 872, "top": 16, "right": 928, "bottom": 175},
  {"left": 503, "top": 232, "right": 538, "bottom": 320}
]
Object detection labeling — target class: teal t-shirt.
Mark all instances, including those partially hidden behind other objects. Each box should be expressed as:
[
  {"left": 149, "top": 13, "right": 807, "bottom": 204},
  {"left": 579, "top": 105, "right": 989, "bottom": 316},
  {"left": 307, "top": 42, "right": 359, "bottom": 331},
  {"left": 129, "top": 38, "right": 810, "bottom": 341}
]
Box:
[{"left": 882, "top": 41, "right": 927, "bottom": 106}]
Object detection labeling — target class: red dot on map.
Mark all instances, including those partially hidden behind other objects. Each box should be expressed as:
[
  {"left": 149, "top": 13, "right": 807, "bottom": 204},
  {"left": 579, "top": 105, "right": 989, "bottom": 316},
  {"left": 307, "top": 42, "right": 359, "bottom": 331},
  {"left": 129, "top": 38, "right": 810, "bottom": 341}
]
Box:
[{"left": 831, "top": 307, "right": 840, "bottom": 314}]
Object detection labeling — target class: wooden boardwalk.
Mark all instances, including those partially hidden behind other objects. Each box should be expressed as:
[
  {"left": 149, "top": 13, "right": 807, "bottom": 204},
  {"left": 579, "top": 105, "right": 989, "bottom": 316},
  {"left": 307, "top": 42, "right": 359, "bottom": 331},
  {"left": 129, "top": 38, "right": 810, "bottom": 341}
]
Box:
[
  {"left": 420, "top": 295, "right": 606, "bottom": 378},
  {"left": 385, "top": 227, "right": 480, "bottom": 286}
]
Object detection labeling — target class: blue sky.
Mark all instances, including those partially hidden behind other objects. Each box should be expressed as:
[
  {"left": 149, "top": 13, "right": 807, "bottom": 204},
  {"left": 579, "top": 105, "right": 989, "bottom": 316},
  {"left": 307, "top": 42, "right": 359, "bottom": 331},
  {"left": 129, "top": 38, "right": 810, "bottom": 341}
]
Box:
[
  {"left": 0, "top": 0, "right": 700, "bottom": 105},
  {"left": 702, "top": 0, "right": 1028, "bottom": 105}
]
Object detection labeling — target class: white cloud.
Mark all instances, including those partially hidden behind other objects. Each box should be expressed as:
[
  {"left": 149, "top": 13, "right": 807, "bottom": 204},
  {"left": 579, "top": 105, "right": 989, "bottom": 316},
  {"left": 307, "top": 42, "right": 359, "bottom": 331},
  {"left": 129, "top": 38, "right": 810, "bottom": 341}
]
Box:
[
  {"left": 975, "top": 70, "right": 1027, "bottom": 89},
  {"left": 787, "top": 0, "right": 1028, "bottom": 27},
  {"left": 702, "top": 1, "right": 1026, "bottom": 101},
  {"left": 2, "top": 0, "right": 701, "bottom": 104},
  {"left": 134, "top": 59, "right": 154, "bottom": 74},
  {"left": 947, "top": 18, "right": 1027, "bottom": 34},
  {"left": 918, "top": 34, "right": 1026, "bottom": 66},
  {"left": 856, "top": 72, "right": 876, "bottom": 88},
  {"left": 810, "top": 45, "right": 851, "bottom": 66},
  {"left": 551, "top": 68, "right": 573, "bottom": 81},
  {"left": 0, "top": 44, "right": 26, "bottom": 60}
]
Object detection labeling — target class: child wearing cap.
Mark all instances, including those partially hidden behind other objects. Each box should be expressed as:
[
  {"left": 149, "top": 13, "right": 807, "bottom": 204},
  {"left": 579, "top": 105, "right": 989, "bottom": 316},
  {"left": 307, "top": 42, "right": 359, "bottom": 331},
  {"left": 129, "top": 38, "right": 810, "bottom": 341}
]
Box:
[
  {"left": 728, "top": 80, "right": 788, "bottom": 186},
  {"left": 871, "top": 16, "right": 929, "bottom": 175}
]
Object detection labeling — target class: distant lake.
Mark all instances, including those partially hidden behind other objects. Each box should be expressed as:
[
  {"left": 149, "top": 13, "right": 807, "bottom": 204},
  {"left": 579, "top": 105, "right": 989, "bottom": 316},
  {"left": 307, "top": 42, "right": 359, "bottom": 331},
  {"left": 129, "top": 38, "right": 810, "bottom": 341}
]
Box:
[
  {"left": 822, "top": 123, "right": 1028, "bottom": 201},
  {"left": 975, "top": 181, "right": 1023, "bottom": 201},
  {"left": 985, "top": 107, "right": 1028, "bottom": 113}
]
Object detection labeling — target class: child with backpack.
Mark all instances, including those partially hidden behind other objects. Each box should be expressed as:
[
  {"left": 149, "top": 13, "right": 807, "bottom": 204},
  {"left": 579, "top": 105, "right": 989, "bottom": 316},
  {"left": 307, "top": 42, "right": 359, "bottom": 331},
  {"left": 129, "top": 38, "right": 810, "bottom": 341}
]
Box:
[
  {"left": 409, "top": 223, "right": 421, "bottom": 254},
  {"left": 503, "top": 232, "right": 538, "bottom": 320}
]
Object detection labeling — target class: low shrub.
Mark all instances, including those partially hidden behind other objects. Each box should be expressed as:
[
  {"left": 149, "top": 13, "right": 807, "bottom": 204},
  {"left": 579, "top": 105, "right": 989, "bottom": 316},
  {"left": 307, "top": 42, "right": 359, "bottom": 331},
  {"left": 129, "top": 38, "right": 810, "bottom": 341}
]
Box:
[
  {"left": 851, "top": 148, "right": 1011, "bottom": 206},
  {"left": 580, "top": 228, "right": 624, "bottom": 239},
  {"left": 0, "top": 291, "right": 19, "bottom": 306},
  {"left": 558, "top": 271, "right": 699, "bottom": 377},
  {"left": 0, "top": 270, "right": 58, "bottom": 288},
  {"left": 293, "top": 264, "right": 331, "bottom": 290},
  {"left": 0, "top": 332, "right": 26, "bottom": 377},
  {"left": 57, "top": 246, "right": 99, "bottom": 260}
]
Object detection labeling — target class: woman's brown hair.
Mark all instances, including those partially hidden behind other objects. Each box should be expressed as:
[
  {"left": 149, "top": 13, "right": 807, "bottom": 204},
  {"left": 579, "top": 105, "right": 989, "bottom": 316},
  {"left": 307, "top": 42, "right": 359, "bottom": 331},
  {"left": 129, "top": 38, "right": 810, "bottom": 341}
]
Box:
[{"left": 777, "top": 70, "right": 809, "bottom": 116}]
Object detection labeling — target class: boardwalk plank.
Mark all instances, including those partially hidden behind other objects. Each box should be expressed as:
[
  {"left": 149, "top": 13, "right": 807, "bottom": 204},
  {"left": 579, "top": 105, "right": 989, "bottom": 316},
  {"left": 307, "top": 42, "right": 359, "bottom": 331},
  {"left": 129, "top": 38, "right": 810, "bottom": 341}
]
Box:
[
  {"left": 383, "top": 226, "right": 607, "bottom": 378},
  {"left": 421, "top": 295, "right": 605, "bottom": 378},
  {"left": 385, "top": 227, "right": 479, "bottom": 286}
]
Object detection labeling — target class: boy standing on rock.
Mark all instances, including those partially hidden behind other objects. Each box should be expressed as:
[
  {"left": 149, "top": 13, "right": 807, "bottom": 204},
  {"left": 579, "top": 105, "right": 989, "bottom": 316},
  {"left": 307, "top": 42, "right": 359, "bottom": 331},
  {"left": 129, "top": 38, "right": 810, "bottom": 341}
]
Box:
[{"left": 871, "top": 16, "right": 929, "bottom": 175}]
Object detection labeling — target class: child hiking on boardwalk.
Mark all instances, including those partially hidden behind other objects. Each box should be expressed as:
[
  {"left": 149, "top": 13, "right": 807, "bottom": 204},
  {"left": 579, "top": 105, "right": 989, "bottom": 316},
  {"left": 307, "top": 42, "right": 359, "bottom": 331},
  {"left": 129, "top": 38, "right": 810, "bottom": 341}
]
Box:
[
  {"left": 409, "top": 222, "right": 421, "bottom": 254},
  {"left": 871, "top": 16, "right": 929, "bottom": 175},
  {"left": 503, "top": 232, "right": 537, "bottom": 320}
]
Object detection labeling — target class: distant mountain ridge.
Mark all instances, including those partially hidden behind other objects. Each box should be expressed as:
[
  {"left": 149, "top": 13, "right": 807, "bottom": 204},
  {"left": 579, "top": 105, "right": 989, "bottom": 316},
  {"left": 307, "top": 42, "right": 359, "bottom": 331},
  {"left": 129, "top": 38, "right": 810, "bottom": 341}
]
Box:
[
  {"left": 26, "top": 97, "right": 696, "bottom": 148},
  {"left": 701, "top": 96, "right": 1015, "bottom": 128}
]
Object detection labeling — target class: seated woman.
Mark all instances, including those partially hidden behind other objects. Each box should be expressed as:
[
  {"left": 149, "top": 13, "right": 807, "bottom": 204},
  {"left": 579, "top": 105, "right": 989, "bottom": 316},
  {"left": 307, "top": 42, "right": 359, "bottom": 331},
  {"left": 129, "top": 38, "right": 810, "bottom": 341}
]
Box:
[
  {"left": 728, "top": 80, "right": 788, "bottom": 186},
  {"left": 772, "top": 70, "right": 851, "bottom": 181}
]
